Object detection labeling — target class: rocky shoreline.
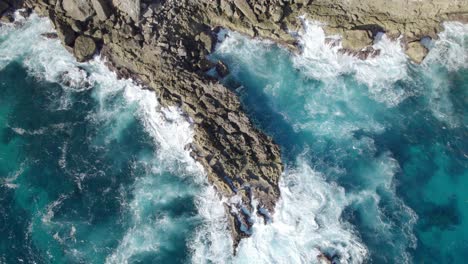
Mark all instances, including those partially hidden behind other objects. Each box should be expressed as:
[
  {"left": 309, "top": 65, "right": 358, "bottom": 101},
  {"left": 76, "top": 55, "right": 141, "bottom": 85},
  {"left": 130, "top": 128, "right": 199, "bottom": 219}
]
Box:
[{"left": 1, "top": 0, "right": 466, "bottom": 253}]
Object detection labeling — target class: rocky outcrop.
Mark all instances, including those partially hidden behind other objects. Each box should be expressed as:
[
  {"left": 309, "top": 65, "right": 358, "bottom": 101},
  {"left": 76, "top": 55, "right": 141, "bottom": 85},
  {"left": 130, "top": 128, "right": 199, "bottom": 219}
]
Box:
[
  {"left": 201, "top": 0, "right": 467, "bottom": 62},
  {"left": 9, "top": 0, "right": 467, "bottom": 253},
  {"left": 406, "top": 41, "right": 429, "bottom": 64}
]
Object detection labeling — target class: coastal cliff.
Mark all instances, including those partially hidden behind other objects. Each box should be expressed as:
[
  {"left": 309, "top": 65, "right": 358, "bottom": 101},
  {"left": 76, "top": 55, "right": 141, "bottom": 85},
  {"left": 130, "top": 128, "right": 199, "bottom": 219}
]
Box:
[{"left": 1, "top": 0, "right": 466, "bottom": 251}]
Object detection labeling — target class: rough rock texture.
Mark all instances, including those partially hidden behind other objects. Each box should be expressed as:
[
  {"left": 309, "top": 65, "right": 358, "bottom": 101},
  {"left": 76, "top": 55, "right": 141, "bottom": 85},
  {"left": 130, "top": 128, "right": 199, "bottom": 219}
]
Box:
[
  {"left": 10, "top": 0, "right": 467, "bottom": 253},
  {"left": 74, "top": 35, "right": 97, "bottom": 61},
  {"left": 406, "top": 41, "right": 429, "bottom": 64},
  {"left": 341, "top": 30, "right": 373, "bottom": 51}
]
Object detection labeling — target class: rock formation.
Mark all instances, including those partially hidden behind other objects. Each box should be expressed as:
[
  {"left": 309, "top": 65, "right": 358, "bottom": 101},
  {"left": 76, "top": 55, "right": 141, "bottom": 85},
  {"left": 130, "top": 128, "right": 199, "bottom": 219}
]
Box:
[{"left": 2, "top": 0, "right": 467, "bottom": 251}]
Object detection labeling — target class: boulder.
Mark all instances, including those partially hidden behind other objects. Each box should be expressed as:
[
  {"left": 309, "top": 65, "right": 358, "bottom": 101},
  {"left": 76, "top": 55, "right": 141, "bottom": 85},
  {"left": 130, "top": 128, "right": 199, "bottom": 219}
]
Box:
[
  {"left": 198, "top": 31, "right": 213, "bottom": 52},
  {"left": 406, "top": 41, "right": 428, "bottom": 63},
  {"left": 341, "top": 29, "right": 373, "bottom": 51},
  {"left": 91, "top": 0, "right": 111, "bottom": 21},
  {"left": 220, "top": 0, "right": 234, "bottom": 17},
  {"left": 112, "top": 0, "right": 140, "bottom": 22},
  {"left": 62, "top": 0, "right": 94, "bottom": 21},
  {"left": 73, "top": 35, "right": 97, "bottom": 62}
]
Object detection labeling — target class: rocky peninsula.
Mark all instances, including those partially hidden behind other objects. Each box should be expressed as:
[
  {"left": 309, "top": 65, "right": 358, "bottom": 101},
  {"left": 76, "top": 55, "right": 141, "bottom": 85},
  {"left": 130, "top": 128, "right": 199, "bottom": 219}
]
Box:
[{"left": 1, "top": 0, "right": 466, "bottom": 251}]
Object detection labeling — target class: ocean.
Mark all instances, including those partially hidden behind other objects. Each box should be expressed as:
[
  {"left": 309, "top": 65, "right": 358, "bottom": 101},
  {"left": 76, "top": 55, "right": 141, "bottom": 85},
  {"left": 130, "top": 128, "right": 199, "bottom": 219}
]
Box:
[{"left": 0, "top": 14, "right": 467, "bottom": 264}]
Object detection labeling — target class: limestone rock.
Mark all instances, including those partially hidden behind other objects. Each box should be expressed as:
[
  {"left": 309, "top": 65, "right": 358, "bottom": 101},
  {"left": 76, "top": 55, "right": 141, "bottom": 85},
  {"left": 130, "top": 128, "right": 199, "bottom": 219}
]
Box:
[
  {"left": 73, "top": 35, "right": 97, "bottom": 62},
  {"left": 406, "top": 41, "right": 428, "bottom": 64},
  {"left": 341, "top": 29, "right": 373, "bottom": 51},
  {"left": 62, "top": 0, "right": 94, "bottom": 21}
]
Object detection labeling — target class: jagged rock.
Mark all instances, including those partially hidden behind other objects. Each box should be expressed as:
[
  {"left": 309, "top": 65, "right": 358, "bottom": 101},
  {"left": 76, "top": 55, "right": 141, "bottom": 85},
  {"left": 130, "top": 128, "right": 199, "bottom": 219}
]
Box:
[
  {"left": 406, "top": 41, "right": 428, "bottom": 63},
  {"left": 73, "top": 35, "right": 97, "bottom": 62},
  {"left": 91, "top": 0, "right": 111, "bottom": 21},
  {"left": 62, "top": 0, "right": 94, "bottom": 21},
  {"left": 198, "top": 31, "right": 213, "bottom": 52},
  {"left": 341, "top": 29, "right": 373, "bottom": 51},
  {"left": 234, "top": 0, "right": 258, "bottom": 23}
]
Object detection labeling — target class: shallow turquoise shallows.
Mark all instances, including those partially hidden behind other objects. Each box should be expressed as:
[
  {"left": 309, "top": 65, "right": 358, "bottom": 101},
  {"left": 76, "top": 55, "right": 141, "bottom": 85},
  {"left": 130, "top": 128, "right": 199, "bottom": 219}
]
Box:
[{"left": 1, "top": 15, "right": 467, "bottom": 264}]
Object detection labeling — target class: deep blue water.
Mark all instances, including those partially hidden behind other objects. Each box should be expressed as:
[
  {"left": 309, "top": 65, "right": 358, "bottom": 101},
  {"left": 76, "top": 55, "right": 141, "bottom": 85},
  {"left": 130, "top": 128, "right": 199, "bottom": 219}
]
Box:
[{"left": 1, "top": 14, "right": 467, "bottom": 264}]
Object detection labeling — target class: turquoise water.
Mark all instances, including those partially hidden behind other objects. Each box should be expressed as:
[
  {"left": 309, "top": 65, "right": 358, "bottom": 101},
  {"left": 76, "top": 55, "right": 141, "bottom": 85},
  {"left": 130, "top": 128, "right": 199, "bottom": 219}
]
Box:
[
  {"left": 211, "top": 22, "right": 468, "bottom": 263},
  {"left": 0, "top": 16, "right": 217, "bottom": 264},
  {"left": 1, "top": 14, "right": 467, "bottom": 264}
]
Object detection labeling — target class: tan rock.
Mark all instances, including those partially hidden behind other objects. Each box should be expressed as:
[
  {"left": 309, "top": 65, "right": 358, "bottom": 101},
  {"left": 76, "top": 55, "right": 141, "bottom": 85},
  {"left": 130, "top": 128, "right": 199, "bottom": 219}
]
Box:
[
  {"left": 406, "top": 41, "right": 428, "bottom": 64},
  {"left": 341, "top": 29, "right": 373, "bottom": 51}
]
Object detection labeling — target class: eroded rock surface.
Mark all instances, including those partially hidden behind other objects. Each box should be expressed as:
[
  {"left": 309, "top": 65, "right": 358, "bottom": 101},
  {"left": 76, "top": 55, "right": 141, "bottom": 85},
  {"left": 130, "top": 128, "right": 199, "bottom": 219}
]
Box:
[{"left": 7, "top": 0, "right": 466, "bottom": 251}]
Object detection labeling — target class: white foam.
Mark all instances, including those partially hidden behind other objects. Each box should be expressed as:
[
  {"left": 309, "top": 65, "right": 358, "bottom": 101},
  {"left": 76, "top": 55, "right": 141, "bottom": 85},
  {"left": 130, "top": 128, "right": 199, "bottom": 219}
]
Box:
[
  {"left": 424, "top": 22, "right": 468, "bottom": 71},
  {"left": 191, "top": 158, "right": 369, "bottom": 264},
  {"left": 421, "top": 22, "right": 468, "bottom": 128},
  {"left": 293, "top": 20, "right": 410, "bottom": 107},
  {"left": 0, "top": 14, "right": 220, "bottom": 264}
]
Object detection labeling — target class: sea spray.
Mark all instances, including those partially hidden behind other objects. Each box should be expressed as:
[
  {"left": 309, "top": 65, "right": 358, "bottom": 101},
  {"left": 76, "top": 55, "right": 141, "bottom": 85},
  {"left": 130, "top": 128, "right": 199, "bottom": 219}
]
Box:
[
  {"left": 0, "top": 14, "right": 227, "bottom": 264},
  {"left": 211, "top": 20, "right": 467, "bottom": 263}
]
